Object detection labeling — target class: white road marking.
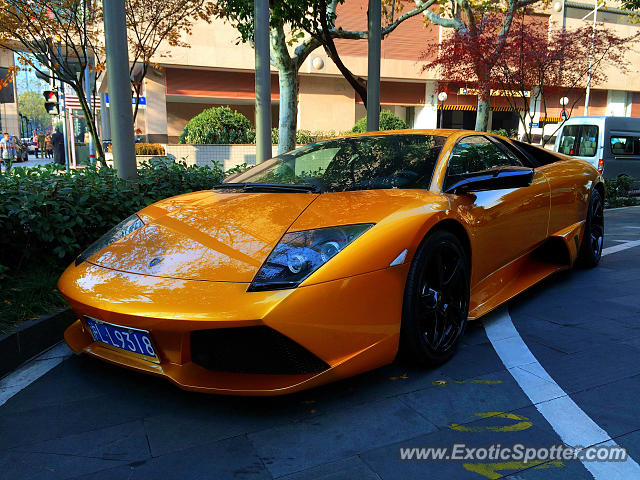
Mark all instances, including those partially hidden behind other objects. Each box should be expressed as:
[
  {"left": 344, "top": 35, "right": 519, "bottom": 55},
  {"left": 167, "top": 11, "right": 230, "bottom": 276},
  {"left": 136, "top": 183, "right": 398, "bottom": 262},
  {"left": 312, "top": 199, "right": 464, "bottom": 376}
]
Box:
[
  {"left": 0, "top": 342, "right": 72, "bottom": 408},
  {"left": 623, "top": 226, "right": 640, "bottom": 229},
  {"left": 611, "top": 239, "right": 636, "bottom": 243},
  {"left": 483, "top": 240, "right": 640, "bottom": 478},
  {"left": 602, "top": 239, "right": 640, "bottom": 256},
  {"left": 485, "top": 308, "right": 640, "bottom": 478}
]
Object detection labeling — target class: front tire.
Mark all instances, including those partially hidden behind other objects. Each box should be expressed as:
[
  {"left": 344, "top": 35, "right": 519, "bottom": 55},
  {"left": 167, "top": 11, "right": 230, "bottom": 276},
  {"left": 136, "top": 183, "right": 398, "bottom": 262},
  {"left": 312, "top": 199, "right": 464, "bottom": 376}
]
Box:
[
  {"left": 577, "top": 188, "right": 604, "bottom": 268},
  {"left": 400, "top": 230, "right": 470, "bottom": 366}
]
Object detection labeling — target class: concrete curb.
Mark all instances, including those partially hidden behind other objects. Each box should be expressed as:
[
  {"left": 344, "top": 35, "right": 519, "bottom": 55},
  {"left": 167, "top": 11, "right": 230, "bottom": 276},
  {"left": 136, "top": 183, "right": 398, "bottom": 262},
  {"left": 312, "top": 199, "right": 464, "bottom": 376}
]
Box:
[{"left": 0, "top": 308, "right": 75, "bottom": 378}]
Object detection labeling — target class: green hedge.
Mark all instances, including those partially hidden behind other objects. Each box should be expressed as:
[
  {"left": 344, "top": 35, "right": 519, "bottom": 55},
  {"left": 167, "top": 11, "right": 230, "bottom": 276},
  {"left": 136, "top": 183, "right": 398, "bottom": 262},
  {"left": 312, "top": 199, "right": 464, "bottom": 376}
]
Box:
[
  {"left": 0, "top": 161, "right": 224, "bottom": 268},
  {"left": 352, "top": 110, "right": 409, "bottom": 133},
  {"left": 605, "top": 175, "right": 639, "bottom": 208},
  {"left": 179, "top": 106, "right": 253, "bottom": 144}
]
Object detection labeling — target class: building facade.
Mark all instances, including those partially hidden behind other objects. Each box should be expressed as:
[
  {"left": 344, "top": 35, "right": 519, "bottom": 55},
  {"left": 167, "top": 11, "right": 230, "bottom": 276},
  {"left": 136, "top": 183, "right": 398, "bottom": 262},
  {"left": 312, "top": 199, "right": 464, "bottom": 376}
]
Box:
[{"left": 105, "top": 0, "right": 640, "bottom": 145}]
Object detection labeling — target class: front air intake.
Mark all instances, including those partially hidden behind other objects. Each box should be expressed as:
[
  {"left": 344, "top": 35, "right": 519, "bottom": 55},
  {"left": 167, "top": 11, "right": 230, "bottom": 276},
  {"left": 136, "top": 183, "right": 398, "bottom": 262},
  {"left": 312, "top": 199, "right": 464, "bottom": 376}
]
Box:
[{"left": 190, "top": 326, "right": 330, "bottom": 375}]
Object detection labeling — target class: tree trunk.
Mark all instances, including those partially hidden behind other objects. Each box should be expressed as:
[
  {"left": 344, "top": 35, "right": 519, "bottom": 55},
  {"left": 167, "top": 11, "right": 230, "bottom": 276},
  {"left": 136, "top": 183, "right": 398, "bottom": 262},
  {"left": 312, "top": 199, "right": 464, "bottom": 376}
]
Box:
[
  {"left": 475, "top": 85, "right": 491, "bottom": 131},
  {"left": 278, "top": 69, "right": 298, "bottom": 154}
]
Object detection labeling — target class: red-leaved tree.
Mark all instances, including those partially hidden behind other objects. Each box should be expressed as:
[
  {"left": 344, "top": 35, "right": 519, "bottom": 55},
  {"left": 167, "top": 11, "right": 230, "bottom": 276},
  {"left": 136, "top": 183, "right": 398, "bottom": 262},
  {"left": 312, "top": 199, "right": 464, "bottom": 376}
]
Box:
[
  {"left": 422, "top": 1, "right": 545, "bottom": 131},
  {"left": 425, "top": 9, "right": 634, "bottom": 137},
  {"left": 494, "top": 13, "right": 634, "bottom": 144}
]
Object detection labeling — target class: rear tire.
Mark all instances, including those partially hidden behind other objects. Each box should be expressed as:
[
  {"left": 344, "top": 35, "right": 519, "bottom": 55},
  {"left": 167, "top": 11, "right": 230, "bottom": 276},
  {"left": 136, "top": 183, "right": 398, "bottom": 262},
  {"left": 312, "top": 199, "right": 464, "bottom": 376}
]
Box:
[
  {"left": 400, "top": 230, "right": 470, "bottom": 366},
  {"left": 577, "top": 188, "right": 604, "bottom": 268}
]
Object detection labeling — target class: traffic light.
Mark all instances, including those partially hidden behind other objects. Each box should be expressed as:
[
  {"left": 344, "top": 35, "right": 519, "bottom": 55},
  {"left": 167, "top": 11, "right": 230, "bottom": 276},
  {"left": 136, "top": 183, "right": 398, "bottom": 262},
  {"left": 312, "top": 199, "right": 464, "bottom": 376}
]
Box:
[{"left": 43, "top": 90, "right": 59, "bottom": 115}]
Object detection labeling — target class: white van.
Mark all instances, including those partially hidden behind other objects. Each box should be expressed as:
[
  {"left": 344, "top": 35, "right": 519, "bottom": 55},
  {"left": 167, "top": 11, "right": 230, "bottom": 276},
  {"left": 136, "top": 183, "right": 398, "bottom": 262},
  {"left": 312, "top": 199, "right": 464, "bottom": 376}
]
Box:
[{"left": 554, "top": 116, "right": 640, "bottom": 181}]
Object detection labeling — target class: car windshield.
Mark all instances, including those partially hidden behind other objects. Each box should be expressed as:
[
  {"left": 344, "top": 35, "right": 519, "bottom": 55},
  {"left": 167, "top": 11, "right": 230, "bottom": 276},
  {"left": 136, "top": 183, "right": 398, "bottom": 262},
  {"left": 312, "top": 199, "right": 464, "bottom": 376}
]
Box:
[{"left": 225, "top": 134, "right": 446, "bottom": 192}]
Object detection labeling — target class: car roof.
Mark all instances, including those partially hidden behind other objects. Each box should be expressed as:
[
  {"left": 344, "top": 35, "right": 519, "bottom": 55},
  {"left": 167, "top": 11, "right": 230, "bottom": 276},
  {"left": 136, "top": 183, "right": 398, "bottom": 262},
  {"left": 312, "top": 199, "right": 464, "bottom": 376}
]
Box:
[{"left": 333, "top": 129, "right": 491, "bottom": 141}]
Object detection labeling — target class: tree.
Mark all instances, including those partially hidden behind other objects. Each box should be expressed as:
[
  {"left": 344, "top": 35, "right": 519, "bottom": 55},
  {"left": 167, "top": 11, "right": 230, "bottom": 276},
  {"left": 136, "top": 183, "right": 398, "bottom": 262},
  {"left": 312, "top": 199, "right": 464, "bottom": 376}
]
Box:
[
  {"left": 422, "top": 0, "right": 545, "bottom": 131},
  {"left": 18, "top": 91, "right": 53, "bottom": 131},
  {"left": 216, "top": 0, "right": 434, "bottom": 154},
  {"left": 621, "top": 0, "right": 640, "bottom": 9},
  {"left": 123, "top": 0, "right": 217, "bottom": 122},
  {"left": 0, "top": 1, "right": 106, "bottom": 162},
  {"left": 493, "top": 15, "right": 634, "bottom": 145}
]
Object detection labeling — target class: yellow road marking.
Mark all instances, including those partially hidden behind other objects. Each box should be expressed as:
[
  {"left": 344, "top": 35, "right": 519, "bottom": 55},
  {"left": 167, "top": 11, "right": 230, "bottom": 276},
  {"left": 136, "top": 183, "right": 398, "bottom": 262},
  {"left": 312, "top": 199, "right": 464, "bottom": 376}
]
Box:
[
  {"left": 450, "top": 412, "right": 532, "bottom": 432},
  {"left": 432, "top": 379, "right": 503, "bottom": 386}
]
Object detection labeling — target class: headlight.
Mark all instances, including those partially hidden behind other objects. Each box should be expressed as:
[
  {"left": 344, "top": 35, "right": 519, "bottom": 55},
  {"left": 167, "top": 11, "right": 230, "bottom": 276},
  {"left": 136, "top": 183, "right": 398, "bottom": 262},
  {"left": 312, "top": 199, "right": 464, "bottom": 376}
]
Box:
[
  {"left": 75, "top": 214, "right": 144, "bottom": 265},
  {"left": 249, "top": 224, "right": 373, "bottom": 291}
]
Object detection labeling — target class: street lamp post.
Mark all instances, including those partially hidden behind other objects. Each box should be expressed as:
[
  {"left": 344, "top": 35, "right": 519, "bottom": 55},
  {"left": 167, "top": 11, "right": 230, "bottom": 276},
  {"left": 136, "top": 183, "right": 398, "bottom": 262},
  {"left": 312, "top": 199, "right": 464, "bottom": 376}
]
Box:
[
  {"left": 254, "top": 0, "right": 271, "bottom": 164},
  {"left": 582, "top": 2, "right": 601, "bottom": 116},
  {"left": 367, "top": 0, "right": 381, "bottom": 132},
  {"left": 438, "top": 91, "right": 448, "bottom": 128},
  {"left": 560, "top": 96, "right": 569, "bottom": 121},
  {"left": 103, "top": 0, "right": 137, "bottom": 179}
]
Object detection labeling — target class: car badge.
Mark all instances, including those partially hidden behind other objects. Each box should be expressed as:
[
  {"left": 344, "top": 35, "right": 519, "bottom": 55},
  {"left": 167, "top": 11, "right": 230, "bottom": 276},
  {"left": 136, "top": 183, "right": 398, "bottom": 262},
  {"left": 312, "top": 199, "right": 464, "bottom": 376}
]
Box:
[{"left": 149, "top": 257, "right": 163, "bottom": 267}]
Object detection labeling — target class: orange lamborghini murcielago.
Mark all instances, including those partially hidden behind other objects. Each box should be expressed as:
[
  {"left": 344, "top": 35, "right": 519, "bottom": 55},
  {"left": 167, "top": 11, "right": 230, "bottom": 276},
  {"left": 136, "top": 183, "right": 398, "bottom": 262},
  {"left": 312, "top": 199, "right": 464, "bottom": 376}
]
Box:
[{"left": 59, "top": 130, "right": 604, "bottom": 395}]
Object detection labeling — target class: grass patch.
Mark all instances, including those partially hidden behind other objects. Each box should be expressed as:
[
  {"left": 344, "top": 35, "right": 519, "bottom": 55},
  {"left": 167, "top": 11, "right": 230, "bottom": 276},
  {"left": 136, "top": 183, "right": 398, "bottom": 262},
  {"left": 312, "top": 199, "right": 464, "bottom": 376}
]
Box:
[{"left": 0, "top": 260, "right": 67, "bottom": 334}]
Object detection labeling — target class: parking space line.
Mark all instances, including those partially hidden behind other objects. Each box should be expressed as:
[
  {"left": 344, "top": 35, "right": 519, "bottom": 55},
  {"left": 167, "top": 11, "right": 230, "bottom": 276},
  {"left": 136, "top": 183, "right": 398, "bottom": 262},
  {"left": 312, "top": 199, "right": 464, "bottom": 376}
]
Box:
[
  {"left": 485, "top": 308, "right": 640, "bottom": 478},
  {"left": 0, "top": 342, "right": 72, "bottom": 408},
  {"left": 602, "top": 239, "right": 640, "bottom": 256},
  {"left": 484, "top": 236, "right": 640, "bottom": 478}
]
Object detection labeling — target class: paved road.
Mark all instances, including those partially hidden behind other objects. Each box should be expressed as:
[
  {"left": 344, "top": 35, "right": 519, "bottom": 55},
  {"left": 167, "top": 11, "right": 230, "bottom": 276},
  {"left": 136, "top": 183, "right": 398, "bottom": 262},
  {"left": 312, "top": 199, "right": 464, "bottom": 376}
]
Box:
[
  {"left": 11, "top": 153, "right": 56, "bottom": 169},
  {"left": 1, "top": 207, "right": 639, "bottom": 480}
]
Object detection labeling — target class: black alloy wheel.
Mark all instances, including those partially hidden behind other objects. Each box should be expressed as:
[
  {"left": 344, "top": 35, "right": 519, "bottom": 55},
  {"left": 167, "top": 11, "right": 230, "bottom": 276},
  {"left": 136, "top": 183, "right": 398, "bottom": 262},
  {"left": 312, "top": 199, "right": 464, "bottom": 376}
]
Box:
[
  {"left": 400, "top": 230, "right": 470, "bottom": 365},
  {"left": 577, "top": 188, "right": 604, "bottom": 268}
]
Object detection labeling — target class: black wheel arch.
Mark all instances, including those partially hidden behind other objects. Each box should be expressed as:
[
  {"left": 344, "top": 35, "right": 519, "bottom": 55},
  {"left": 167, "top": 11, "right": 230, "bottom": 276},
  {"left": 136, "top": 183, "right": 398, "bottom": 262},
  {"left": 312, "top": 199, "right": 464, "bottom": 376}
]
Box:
[{"left": 426, "top": 219, "right": 472, "bottom": 271}]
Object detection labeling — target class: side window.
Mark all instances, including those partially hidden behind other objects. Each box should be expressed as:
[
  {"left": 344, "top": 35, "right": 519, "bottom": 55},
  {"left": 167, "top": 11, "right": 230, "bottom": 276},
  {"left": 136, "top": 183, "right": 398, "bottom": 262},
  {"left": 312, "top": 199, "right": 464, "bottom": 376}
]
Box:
[
  {"left": 610, "top": 135, "right": 640, "bottom": 156},
  {"left": 578, "top": 125, "right": 599, "bottom": 157},
  {"left": 558, "top": 125, "right": 580, "bottom": 155},
  {"left": 558, "top": 125, "right": 599, "bottom": 157},
  {"left": 444, "top": 136, "right": 522, "bottom": 191}
]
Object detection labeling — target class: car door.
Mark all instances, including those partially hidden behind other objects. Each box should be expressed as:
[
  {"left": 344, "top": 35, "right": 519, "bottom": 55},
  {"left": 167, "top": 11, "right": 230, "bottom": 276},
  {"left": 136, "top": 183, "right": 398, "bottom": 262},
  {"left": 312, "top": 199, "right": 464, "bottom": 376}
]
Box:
[
  {"left": 608, "top": 133, "right": 640, "bottom": 181},
  {"left": 556, "top": 124, "right": 601, "bottom": 170},
  {"left": 443, "top": 135, "right": 550, "bottom": 285}
]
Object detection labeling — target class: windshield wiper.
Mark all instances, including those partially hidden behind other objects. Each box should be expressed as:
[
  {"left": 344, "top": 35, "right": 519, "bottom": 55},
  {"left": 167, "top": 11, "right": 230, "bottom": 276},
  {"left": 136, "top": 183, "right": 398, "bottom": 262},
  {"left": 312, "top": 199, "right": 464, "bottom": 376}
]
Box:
[{"left": 214, "top": 183, "right": 321, "bottom": 193}]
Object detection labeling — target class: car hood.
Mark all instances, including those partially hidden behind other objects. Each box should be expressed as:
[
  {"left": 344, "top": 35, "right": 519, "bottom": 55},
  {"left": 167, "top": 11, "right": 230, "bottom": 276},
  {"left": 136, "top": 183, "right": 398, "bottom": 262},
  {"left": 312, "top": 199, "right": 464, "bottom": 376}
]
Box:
[
  {"left": 87, "top": 190, "right": 318, "bottom": 283},
  {"left": 87, "top": 188, "right": 446, "bottom": 283}
]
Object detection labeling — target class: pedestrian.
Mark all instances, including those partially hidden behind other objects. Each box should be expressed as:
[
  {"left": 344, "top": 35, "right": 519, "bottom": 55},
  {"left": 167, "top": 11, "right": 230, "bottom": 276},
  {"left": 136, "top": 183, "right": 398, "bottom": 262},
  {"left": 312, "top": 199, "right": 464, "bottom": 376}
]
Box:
[
  {"left": 38, "top": 131, "right": 46, "bottom": 159},
  {"left": 44, "top": 133, "right": 53, "bottom": 159},
  {"left": 31, "top": 129, "right": 40, "bottom": 158},
  {"left": 52, "top": 127, "right": 65, "bottom": 166},
  {"left": 0, "top": 132, "right": 16, "bottom": 172}
]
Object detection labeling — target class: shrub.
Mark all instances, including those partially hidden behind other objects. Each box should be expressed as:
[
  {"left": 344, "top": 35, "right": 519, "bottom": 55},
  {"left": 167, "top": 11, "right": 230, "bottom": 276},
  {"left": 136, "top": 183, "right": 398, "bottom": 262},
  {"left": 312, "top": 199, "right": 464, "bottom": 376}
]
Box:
[
  {"left": 0, "top": 161, "right": 224, "bottom": 268},
  {"left": 179, "top": 106, "right": 252, "bottom": 144},
  {"left": 245, "top": 128, "right": 341, "bottom": 146},
  {"left": 135, "top": 143, "right": 166, "bottom": 156},
  {"left": 605, "top": 175, "right": 639, "bottom": 208},
  {"left": 488, "top": 128, "right": 518, "bottom": 139},
  {"left": 351, "top": 110, "right": 409, "bottom": 133}
]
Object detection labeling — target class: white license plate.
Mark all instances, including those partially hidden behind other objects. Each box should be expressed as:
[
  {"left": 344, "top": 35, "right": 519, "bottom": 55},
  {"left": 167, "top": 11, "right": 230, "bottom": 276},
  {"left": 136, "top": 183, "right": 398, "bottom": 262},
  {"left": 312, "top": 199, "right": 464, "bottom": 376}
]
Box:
[{"left": 85, "top": 317, "right": 158, "bottom": 362}]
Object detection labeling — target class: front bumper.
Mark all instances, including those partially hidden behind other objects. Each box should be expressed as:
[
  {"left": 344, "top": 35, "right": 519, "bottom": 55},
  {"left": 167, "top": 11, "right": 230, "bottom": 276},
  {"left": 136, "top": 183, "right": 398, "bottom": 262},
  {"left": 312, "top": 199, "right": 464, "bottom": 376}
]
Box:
[{"left": 59, "top": 262, "right": 409, "bottom": 395}]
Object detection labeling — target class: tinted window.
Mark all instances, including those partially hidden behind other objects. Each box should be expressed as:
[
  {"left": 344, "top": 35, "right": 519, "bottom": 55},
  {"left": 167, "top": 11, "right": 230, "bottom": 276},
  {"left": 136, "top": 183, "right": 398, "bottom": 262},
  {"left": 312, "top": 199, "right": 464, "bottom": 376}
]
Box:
[
  {"left": 558, "top": 125, "right": 579, "bottom": 155},
  {"left": 444, "top": 136, "right": 523, "bottom": 190},
  {"left": 230, "top": 135, "right": 446, "bottom": 192},
  {"left": 558, "top": 124, "right": 599, "bottom": 157},
  {"left": 610, "top": 135, "right": 640, "bottom": 155},
  {"left": 578, "top": 125, "right": 599, "bottom": 157}
]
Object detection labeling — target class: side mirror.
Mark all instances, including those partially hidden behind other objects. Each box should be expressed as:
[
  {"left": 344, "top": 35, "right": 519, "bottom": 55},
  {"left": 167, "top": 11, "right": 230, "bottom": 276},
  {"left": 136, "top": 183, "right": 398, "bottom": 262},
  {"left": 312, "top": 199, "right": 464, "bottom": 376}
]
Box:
[{"left": 444, "top": 167, "right": 534, "bottom": 194}]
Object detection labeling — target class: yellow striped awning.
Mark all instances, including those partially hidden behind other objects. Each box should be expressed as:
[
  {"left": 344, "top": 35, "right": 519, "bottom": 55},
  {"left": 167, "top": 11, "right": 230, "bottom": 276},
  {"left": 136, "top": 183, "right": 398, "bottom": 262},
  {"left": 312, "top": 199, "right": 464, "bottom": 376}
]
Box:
[
  {"left": 540, "top": 116, "right": 562, "bottom": 123},
  {"left": 438, "top": 104, "right": 477, "bottom": 111},
  {"left": 438, "top": 105, "right": 524, "bottom": 112}
]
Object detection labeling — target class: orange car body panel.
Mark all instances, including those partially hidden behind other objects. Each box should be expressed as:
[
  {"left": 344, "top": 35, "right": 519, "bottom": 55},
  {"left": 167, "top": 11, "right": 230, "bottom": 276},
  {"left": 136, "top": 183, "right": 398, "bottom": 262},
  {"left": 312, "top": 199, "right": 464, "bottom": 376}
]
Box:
[{"left": 59, "top": 129, "right": 602, "bottom": 395}]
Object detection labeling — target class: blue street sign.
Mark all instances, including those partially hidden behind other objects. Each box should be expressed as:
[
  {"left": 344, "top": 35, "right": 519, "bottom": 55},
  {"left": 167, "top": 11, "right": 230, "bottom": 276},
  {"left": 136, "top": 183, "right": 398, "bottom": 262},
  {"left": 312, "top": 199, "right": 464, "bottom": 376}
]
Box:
[
  {"left": 529, "top": 122, "right": 540, "bottom": 128},
  {"left": 105, "top": 94, "right": 146, "bottom": 106}
]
